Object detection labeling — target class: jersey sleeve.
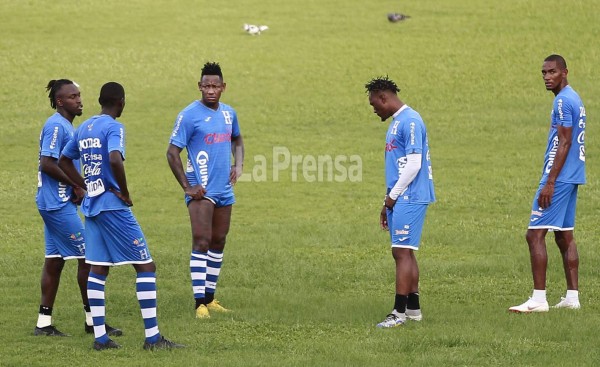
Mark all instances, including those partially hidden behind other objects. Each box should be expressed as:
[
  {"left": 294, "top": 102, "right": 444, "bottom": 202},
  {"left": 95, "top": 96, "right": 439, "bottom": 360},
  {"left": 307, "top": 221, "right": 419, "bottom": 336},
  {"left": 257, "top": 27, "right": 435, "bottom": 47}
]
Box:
[
  {"left": 40, "top": 122, "right": 65, "bottom": 159},
  {"left": 169, "top": 112, "right": 193, "bottom": 149},
  {"left": 399, "top": 119, "right": 424, "bottom": 154},
  {"left": 232, "top": 110, "right": 241, "bottom": 138},
  {"left": 107, "top": 122, "right": 126, "bottom": 159},
  {"left": 554, "top": 96, "right": 575, "bottom": 128},
  {"left": 61, "top": 132, "right": 80, "bottom": 160}
]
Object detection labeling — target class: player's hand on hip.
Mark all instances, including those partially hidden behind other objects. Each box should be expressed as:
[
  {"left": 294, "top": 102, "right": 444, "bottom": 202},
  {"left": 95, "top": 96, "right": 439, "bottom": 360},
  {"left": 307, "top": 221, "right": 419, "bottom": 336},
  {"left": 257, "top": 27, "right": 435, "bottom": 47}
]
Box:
[
  {"left": 109, "top": 188, "right": 133, "bottom": 207},
  {"left": 380, "top": 206, "right": 389, "bottom": 231}
]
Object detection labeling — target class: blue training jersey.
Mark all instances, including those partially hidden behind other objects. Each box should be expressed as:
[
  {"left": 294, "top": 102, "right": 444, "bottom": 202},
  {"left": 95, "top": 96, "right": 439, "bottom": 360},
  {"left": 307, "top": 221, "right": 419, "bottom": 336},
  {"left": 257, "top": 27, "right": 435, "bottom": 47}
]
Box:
[
  {"left": 36, "top": 112, "right": 78, "bottom": 210},
  {"left": 62, "top": 114, "right": 130, "bottom": 217},
  {"left": 540, "top": 86, "right": 586, "bottom": 185},
  {"left": 385, "top": 105, "right": 435, "bottom": 204},
  {"left": 169, "top": 101, "right": 241, "bottom": 197}
]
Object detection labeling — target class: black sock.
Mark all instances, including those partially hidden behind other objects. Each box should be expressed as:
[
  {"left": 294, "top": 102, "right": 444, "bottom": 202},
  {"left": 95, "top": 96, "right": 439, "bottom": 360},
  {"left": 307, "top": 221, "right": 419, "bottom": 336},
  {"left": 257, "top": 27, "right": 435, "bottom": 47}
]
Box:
[
  {"left": 39, "top": 305, "right": 52, "bottom": 316},
  {"left": 394, "top": 294, "right": 408, "bottom": 314},
  {"left": 407, "top": 292, "right": 420, "bottom": 310},
  {"left": 205, "top": 292, "right": 215, "bottom": 304},
  {"left": 195, "top": 298, "right": 206, "bottom": 309},
  {"left": 83, "top": 304, "right": 91, "bottom": 313}
]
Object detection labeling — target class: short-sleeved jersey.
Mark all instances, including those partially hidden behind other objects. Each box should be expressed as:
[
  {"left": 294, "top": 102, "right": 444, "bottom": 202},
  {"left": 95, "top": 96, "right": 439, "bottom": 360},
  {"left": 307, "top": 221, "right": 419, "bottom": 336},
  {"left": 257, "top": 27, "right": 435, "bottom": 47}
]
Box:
[
  {"left": 36, "top": 113, "right": 78, "bottom": 210},
  {"left": 385, "top": 105, "right": 435, "bottom": 204},
  {"left": 540, "top": 86, "right": 586, "bottom": 185},
  {"left": 62, "top": 114, "right": 129, "bottom": 217},
  {"left": 169, "top": 101, "right": 241, "bottom": 197}
]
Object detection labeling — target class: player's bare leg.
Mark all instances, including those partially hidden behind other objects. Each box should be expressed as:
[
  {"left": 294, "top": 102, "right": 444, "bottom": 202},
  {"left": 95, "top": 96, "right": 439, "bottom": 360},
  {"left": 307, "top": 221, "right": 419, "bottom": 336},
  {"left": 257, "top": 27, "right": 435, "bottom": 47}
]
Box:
[{"left": 553, "top": 230, "right": 580, "bottom": 309}]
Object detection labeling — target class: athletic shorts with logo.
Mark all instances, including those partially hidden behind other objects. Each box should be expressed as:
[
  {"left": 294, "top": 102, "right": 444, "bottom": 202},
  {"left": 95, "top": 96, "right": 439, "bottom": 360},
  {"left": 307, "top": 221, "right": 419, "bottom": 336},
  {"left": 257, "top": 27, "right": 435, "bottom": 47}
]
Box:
[
  {"left": 84, "top": 209, "right": 153, "bottom": 266},
  {"left": 386, "top": 203, "right": 429, "bottom": 250},
  {"left": 529, "top": 182, "right": 578, "bottom": 231},
  {"left": 39, "top": 202, "right": 85, "bottom": 259}
]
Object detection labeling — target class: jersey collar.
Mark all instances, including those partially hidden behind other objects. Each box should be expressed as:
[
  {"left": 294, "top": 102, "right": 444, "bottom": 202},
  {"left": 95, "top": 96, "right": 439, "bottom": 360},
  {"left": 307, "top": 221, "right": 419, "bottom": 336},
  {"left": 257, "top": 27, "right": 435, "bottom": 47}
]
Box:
[{"left": 392, "top": 104, "right": 409, "bottom": 118}]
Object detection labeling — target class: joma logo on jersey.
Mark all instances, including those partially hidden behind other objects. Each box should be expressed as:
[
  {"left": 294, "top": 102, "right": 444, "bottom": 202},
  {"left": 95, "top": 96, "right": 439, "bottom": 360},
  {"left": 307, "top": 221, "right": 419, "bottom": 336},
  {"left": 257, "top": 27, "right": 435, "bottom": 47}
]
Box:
[
  {"left": 196, "top": 151, "right": 209, "bottom": 187},
  {"left": 222, "top": 111, "right": 233, "bottom": 124},
  {"left": 79, "top": 138, "right": 102, "bottom": 150}
]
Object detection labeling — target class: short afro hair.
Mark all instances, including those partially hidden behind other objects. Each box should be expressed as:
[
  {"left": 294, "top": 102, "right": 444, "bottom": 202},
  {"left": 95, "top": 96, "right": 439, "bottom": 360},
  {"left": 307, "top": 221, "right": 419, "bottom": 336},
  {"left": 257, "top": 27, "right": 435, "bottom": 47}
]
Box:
[{"left": 365, "top": 76, "right": 400, "bottom": 94}]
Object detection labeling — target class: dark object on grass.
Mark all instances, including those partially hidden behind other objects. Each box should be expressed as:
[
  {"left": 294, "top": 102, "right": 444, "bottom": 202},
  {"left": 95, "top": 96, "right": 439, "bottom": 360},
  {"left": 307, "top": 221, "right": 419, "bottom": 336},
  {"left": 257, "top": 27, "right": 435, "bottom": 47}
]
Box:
[{"left": 388, "top": 13, "right": 411, "bottom": 23}]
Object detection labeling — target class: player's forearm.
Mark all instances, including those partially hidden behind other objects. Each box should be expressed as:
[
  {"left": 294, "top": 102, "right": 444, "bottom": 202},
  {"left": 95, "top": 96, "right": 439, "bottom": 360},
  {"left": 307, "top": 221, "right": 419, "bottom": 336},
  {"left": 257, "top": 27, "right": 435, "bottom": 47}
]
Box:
[
  {"left": 109, "top": 152, "right": 130, "bottom": 196},
  {"left": 547, "top": 142, "right": 571, "bottom": 185},
  {"left": 232, "top": 135, "right": 244, "bottom": 168},
  {"left": 41, "top": 156, "right": 81, "bottom": 188},
  {"left": 388, "top": 153, "right": 421, "bottom": 200},
  {"left": 166, "top": 147, "right": 191, "bottom": 190},
  {"left": 57, "top": 156, "right": 86, "bottom": 188}
]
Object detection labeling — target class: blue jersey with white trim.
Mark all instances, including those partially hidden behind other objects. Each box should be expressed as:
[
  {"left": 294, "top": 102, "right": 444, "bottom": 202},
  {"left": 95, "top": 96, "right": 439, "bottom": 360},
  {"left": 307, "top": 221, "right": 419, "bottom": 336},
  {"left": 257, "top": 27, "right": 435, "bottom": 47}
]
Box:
[
  {"left": 36, "top": 113, "right": 78, "bottom": 210},
  {"left": 62, "top": 114, "right": 129, "bottom": 217},
  {"left": 384, "top": 105, "right": 435, "bottom": 204},
  {"left": 541, "top": 86, "right": 586, "bottom": 185},
  {"left": 169, "top": 101, "right": 240, "bottom": 197}
]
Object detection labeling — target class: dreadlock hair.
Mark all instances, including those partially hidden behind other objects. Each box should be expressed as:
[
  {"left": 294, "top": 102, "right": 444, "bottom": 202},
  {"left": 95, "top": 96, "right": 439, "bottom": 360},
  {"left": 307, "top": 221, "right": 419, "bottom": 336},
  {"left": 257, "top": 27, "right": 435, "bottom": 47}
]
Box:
[
  {"left": 46, "top": 79, "right": 74, "bottom": 109},
  {"left": 98, "top": 82, "right": 125, "bottom": 107},
  {"left": 201, "top": 62, "right": 223, "bottom": 79},
  {"left": 364, "top": 76, "right": 400, "bottom": 95},
  {"left": 544, "top": 54, "right": 567, "bottom": 70}
]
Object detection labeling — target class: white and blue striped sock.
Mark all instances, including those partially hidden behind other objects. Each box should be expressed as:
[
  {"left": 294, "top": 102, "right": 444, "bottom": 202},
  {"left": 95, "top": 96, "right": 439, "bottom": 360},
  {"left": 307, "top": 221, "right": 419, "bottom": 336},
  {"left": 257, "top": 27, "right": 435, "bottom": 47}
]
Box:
[
  {"left": 190, "top": 251, "right": 207, "bottom": 302},
  {"left": 136, "top": 272, "right": 160, "bottom": 344},
  {"left": 206, "top": 250, "right": 224, "bottom": 297},
  {"left": 87, "top": 272, "right": 109, "bottom": 343}
]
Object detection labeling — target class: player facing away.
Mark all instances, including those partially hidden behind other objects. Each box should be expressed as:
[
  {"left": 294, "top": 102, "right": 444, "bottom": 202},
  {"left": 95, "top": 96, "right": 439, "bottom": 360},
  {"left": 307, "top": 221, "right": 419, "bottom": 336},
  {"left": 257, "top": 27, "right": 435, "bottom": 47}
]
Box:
[
  {"left": 35, "top": 79, "right": 122, "bottom": 338},
  {"left": 58, "top": 82, "right": 184, "bottom": 350},
  {"left": 509, "top": 55, "right": 586, "bottom": 313},
  {"left": 166, "top": 62, "right": 244, "bottom": 319},
  {"left": 365, "top": 76, "right": 435, "bottom": 328}
]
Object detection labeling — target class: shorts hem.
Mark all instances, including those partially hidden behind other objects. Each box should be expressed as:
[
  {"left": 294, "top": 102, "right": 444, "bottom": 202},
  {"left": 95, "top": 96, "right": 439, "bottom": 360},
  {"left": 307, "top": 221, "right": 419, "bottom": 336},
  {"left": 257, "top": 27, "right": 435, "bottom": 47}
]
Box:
[
  {"left": 86, "top": 259, "right": 153, "bottom": 266},
  {"left": 391, "top": 244, "right": 419, "bottom": 250},
  {"left": 528, "top": 225, "right": 574, "bottom": 231}
]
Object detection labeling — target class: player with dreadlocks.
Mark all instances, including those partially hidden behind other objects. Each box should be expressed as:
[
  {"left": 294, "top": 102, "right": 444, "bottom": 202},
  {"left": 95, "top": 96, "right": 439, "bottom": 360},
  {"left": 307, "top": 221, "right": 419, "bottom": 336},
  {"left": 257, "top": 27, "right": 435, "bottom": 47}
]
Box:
[
  {"left": 167, "top": 62, "right": 244, "bottom": 319},
  {"left": 35, "top": 79, "right": 122, "bottom": 337},
  {"left": 365, "top": 76, "right": 435, "bottom": 328}
]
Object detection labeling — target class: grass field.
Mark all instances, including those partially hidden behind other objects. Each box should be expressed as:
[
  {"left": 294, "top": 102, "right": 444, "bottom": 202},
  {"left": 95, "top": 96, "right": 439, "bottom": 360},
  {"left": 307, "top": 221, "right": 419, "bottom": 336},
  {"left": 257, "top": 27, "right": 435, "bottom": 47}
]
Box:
[{"left": 1, "top": 0, "right": 600, "bottom": 365}]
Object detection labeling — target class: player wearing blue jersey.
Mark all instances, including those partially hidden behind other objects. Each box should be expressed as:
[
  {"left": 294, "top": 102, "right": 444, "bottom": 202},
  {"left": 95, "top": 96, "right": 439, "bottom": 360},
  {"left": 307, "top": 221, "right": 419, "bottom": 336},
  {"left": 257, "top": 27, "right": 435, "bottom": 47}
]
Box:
[
  {"left": 167, "top": 62, "right": 244, "bottom": 319},
  {"left": 59, "top": 82, "right": 183, "bottom": 351},
  {"left": 34, "top": 79, "right": 88, "bottom": 337},
  {"left": 35, "top": 80, "right": 122, "bottom": 338},
  {"left": 365, "top": 76, "right": 435, "bottom": 328},
  {"left": 510, "top": 55, "right": 586, "bottom": 313}
]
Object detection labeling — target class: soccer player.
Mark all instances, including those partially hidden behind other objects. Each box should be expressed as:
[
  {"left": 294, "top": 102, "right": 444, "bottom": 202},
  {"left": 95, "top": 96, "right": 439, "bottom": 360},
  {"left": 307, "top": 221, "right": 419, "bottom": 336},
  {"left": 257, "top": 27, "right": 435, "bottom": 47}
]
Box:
[
  {"left": 35, "top": 79, "right": 121, "bottom": 338},
  {"left": 365, "top": 76, "right": 435, "bottom": 328},
  {"left": 166, "top": 62, "right": 244, "bottom": 319},
  {"left": 59, "top": 82, "right": 184, "bottom": 350},
  {"left": 509, "top": 55, "right": 586, "bottom": 313}
]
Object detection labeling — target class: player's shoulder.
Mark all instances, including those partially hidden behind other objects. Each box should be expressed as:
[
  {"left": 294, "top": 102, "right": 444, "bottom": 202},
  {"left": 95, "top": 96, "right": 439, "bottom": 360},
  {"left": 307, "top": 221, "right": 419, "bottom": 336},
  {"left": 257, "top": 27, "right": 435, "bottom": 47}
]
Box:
[
  {"left": 219, "top": 102, "right": 237, "bottom": 114},
  {"left": 43, "top": 113, "right": 68, "bottom": 129},
  {"left": 556, "top": 86, "right": 582, "bottom": 106}
]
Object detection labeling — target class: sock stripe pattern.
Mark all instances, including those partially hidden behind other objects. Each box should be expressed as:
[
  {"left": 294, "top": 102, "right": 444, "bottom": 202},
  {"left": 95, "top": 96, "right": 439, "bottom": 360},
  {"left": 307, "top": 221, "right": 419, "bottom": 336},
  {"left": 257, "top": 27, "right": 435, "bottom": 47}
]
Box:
[
  {"left": 87, "top": 272, "right": 108, "bottom": 343},
  {"left": 206, "top": 250, "right": 223, "bottom": 293},
  {"left": 136, "top": 272, "right": 160, "bottom": 343},
  {"left": 191, "top": 251, "right": 208, "bottom": 299}
]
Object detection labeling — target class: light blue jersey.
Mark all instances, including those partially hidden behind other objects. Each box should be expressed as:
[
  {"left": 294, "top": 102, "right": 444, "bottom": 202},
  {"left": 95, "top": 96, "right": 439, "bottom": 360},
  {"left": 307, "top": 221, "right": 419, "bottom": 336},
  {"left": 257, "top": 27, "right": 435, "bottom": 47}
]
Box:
[
  {"left": 385, "top": 105, "right": 435, "bottom": 204},
  {"left": 36, "top": 113, "right": 78, "bottom": 210},
  {"left": 170, "top": 101, "right": 241, "bottom": 198},
  {"left": 62, "top": 114, "right": 129, "bottom": 217},
  {"left": 540, "top": 86, "right": 586, "bottom": 185}
]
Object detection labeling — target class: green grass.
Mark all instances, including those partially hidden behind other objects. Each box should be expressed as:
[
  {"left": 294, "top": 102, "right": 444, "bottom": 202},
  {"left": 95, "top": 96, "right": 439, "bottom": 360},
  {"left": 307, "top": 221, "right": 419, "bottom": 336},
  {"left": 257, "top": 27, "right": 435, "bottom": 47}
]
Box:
[{"left": 1, "top": 0, "right": 600, "bottom": 365}]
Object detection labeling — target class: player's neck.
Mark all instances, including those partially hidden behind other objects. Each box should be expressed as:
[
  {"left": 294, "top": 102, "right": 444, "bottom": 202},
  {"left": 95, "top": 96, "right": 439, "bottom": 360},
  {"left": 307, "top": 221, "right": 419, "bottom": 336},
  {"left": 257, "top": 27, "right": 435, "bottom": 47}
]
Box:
[
  {"left": 57, "top": 108, "right": 75, "bottom": 123},
  {"left": 553, "top": 82, "right": 569, "bottom": 96},
  {"left": 200, "top": 99, "right": 219, "bottom": 111}
]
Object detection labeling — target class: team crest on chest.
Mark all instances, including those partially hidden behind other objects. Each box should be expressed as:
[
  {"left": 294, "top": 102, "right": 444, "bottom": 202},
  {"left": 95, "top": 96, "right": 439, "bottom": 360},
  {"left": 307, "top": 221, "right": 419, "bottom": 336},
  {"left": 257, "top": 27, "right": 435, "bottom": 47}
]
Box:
[{"left": 222, "top": 111, "right": 233, "bottom": 125}]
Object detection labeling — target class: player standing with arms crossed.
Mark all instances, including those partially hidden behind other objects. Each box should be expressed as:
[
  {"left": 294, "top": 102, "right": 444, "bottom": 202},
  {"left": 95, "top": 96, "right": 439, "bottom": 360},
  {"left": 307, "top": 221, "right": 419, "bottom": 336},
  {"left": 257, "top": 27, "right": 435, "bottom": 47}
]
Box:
[{"left": 167, "top": 62, "right": 244, "bottom": 319}]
